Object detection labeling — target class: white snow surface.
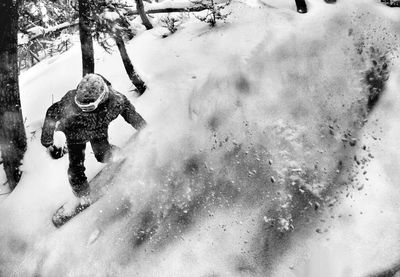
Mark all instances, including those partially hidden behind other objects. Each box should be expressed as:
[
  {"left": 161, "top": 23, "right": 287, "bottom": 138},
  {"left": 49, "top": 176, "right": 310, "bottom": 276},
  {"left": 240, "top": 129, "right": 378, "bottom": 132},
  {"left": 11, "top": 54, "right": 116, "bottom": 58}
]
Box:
[{"left": 1, "top": 0, "right": 400, "bottom": 276}]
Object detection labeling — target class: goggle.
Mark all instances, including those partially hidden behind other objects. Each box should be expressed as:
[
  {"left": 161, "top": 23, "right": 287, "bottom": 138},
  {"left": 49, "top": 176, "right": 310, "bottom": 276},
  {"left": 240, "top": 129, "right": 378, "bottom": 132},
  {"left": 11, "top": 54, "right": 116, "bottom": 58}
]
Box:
[{"left": 75, "top": 85, "right": 108, "bottom": 112}]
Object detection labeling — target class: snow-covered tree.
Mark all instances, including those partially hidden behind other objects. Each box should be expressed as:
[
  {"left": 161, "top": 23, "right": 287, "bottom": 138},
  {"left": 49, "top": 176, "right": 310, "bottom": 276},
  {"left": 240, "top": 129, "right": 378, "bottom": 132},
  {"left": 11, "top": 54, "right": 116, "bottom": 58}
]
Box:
[
  {"left": 191, "top": 0, "right": 231, "bottom": 27},
  {"left": 19, "top": 0, "right": 77, "bottom": 32},
  {"left": 17, "top": 1, "right": 77, "bottom": 70}
]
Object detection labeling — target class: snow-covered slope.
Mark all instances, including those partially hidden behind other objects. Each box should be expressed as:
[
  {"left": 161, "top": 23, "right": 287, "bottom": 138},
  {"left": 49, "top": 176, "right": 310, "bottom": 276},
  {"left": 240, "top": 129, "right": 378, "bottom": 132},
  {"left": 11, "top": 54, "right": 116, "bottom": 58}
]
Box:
[{"left": 0, "top": 0, "right": 400, "bottom": 276}]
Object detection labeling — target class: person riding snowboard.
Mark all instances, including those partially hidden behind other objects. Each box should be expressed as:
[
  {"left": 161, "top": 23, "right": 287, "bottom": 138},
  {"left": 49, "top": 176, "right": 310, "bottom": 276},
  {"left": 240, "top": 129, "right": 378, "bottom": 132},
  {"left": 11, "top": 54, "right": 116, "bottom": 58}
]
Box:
[{"left": 41, "top": 73, "right": 146, "bottom": 227}]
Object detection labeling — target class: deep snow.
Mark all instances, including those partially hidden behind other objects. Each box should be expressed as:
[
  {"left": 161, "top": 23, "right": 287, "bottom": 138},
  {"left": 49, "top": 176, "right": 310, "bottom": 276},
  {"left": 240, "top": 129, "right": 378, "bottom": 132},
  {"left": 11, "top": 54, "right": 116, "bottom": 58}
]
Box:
[{"left": 1, "top": 0, "right": 400, "bottom": 276}]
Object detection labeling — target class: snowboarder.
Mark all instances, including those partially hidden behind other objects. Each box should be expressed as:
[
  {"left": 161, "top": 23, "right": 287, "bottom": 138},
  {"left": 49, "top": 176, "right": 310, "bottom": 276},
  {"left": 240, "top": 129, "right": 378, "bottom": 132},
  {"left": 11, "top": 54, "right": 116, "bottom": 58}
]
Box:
[{"left": 41, "top": 73, "right": 146, "bottom": 226}]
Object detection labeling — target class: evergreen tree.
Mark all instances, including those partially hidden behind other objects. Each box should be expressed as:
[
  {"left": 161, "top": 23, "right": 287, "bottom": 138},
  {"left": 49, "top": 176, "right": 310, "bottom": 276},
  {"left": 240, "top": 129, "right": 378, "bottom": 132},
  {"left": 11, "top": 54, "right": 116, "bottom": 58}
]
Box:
[{"left": 91, "top": 1, "right": 147, "bottom": 94}]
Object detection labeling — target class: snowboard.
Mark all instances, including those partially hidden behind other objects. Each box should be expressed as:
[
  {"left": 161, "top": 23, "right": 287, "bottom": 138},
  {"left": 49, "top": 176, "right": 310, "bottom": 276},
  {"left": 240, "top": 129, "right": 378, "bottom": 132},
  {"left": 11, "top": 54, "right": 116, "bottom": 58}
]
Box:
[
  {"left": 52, "top": 132, "right": 140, "bottom": 228},
  {"left": 295, "top": 0, "right": 307, "bottom": 13},
  {"left": 52, "top": 156, "right": 128, "bottom": 228},
  {"left": 324, "top": 0, "right": 336, "bottom": 3}
]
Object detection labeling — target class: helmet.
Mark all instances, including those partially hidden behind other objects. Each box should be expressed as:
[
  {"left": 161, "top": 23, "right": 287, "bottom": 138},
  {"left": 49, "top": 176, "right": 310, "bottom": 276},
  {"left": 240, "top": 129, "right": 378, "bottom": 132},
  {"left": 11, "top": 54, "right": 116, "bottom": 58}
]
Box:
[{"left": 75, "top": 74, "right": 109, "bottom": 112}]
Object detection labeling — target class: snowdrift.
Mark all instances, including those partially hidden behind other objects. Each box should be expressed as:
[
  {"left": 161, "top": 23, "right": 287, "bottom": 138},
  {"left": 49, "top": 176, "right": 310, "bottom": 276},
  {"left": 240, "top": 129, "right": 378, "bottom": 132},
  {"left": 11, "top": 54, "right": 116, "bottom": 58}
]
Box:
[{"left": 0, "top": 0, "right": 400, "bottom": 276}]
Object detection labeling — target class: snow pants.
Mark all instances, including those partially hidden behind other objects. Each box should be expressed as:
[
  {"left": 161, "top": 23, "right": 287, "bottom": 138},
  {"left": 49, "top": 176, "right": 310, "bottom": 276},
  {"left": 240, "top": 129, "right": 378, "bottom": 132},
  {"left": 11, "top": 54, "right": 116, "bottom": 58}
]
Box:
[{"left": 67, "top": 138, "right": 116, "bottom": 197}]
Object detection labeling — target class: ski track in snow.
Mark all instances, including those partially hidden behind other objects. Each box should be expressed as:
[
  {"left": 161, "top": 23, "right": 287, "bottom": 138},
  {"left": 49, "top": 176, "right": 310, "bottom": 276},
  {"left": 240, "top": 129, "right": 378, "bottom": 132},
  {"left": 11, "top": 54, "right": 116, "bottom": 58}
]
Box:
[{"left": 0, "top": 0, "right": 400, "bottom": 276}]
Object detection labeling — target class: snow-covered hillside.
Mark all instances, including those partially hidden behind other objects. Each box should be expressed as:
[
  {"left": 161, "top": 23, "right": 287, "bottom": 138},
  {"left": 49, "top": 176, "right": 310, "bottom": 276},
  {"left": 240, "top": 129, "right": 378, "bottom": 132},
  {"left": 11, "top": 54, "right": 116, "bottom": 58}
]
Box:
[{"left": 1, "top": 0, "right": 400, "bottom": 276}]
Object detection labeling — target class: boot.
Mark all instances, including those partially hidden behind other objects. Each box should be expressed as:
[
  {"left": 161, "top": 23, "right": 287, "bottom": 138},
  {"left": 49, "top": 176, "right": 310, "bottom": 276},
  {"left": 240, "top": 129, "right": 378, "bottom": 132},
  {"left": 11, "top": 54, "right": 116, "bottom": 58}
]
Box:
[{"left": 52, "top": 194, "right": 91, "bottom": 228}]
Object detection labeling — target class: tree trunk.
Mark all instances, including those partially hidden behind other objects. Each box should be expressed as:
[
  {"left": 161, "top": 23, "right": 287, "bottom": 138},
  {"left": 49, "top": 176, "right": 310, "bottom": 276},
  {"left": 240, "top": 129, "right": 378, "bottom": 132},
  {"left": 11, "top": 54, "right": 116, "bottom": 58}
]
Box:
[
  {"left": 295, "top": 0, "right": 307, "bottom": 13},
  {"left": 115, "top": 36, "right": 147, "bottom": 95},
  {"left": 0, "top": 0, "right": 28, "bottom": 190},
  {"left": 78, "top": 0, "right": 94, "bottom": 76},
  {"left": 135, "top": 0, "right": 153, "bottom": 30}
]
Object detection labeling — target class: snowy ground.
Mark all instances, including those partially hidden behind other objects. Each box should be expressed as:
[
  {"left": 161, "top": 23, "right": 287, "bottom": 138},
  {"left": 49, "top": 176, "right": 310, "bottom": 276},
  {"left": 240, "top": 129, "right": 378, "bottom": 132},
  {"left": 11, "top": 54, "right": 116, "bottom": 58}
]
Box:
[{"left": 1, "top": 0, "right": 400, "bottom": 276}]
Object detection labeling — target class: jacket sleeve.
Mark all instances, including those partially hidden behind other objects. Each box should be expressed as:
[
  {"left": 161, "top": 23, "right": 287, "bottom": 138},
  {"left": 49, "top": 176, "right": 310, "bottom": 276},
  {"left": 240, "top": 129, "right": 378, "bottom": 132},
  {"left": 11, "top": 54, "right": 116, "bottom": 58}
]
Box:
[
  {"left": 120, "top": 96, "right": 147, "bottom": 131},
  {"left": 41, "top": 101, "right": 63, "bottom": 147}
]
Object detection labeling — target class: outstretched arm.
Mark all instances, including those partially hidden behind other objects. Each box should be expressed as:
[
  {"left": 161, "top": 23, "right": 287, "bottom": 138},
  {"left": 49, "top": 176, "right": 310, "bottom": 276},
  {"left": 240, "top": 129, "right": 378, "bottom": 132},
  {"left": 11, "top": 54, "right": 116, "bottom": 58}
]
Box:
[
  {"left": 41, "top": 101, "right": 63, "bottom": 147},
  {"left": 120, "top": 96, "right": 147, "bottom": 131}
]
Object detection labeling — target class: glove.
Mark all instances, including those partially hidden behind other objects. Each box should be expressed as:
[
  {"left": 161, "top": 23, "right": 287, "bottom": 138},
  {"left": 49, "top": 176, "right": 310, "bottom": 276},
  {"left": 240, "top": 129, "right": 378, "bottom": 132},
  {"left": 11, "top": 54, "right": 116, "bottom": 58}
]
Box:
[{"left": 48, "top": 145, "right": 67, "bottom": 159}]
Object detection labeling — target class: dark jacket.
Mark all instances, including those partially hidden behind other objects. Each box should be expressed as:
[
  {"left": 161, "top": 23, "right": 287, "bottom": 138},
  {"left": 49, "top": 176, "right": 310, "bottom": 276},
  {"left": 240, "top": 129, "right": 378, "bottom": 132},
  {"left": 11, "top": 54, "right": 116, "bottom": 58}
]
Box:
[{"left": 41, "top": 87, "right": 146, "bottom": 146}]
